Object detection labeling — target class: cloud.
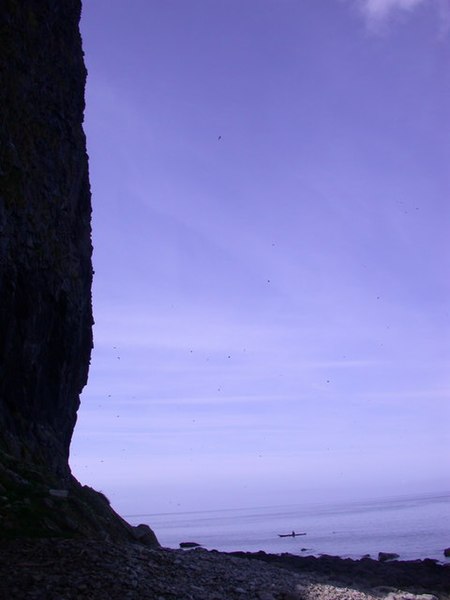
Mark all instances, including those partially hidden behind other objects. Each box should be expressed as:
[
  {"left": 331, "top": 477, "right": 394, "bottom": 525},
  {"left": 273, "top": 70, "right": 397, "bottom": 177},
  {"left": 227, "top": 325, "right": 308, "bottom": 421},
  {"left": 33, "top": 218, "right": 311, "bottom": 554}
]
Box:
[
  {"left": 349, "top": 0, "right": 450, "bottom": 33},
  {"left": 360, "top": 0, "right": 427, "bottom": 21},
  {"left": 437, "top": 0, "right": 450, "bottom": 35}
]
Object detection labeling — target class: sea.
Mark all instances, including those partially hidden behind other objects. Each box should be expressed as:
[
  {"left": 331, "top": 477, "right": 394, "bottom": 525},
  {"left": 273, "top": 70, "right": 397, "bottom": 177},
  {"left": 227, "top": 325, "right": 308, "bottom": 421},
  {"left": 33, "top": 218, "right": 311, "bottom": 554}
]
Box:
[{"left": 125, "top": 492, "right": 450, "bottom": 562}]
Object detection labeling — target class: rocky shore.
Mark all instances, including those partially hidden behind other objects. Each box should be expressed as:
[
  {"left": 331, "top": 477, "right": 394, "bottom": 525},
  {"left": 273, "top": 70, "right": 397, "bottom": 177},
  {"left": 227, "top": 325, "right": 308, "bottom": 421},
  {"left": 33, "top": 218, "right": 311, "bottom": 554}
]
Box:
[{"left": 0, "top": 539, "right": 448, "bottom": 600}]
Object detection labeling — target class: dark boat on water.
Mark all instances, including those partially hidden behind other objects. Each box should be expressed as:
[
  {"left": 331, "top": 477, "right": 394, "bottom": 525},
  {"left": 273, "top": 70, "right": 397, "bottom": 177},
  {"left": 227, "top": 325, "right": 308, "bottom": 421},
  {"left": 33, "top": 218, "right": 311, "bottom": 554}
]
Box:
[{"left": 278, "top": 531, "right": 306, "bottom": 537}]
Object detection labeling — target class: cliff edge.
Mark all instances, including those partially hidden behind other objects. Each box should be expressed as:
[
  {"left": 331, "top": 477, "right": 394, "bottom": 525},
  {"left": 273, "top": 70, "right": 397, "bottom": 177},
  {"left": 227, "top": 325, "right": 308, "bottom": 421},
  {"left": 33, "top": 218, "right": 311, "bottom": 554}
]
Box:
[{"left": 0, "top": 0, "right": 157, "bottom": 546}]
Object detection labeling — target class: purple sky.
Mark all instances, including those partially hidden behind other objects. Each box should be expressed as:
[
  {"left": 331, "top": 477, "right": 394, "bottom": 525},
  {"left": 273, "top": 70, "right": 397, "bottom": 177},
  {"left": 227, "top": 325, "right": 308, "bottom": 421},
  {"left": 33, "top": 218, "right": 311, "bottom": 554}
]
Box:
[{"left": 71, "top": 0, "right": 450, "bottom": 515}]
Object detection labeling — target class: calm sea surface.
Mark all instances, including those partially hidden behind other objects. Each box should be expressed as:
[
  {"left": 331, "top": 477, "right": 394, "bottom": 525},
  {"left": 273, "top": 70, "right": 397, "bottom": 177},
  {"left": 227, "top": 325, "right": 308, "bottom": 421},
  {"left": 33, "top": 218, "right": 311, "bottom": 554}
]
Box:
[{"left": 126, "top": 492, "right": 450, "bottom": 562}]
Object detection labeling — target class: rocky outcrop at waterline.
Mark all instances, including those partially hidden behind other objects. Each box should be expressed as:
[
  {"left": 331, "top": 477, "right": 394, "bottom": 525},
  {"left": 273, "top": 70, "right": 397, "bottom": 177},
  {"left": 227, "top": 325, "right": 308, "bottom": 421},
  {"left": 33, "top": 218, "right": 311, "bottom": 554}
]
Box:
[{"left": 0, "top": 0, "right": 157, "bottom": 546}]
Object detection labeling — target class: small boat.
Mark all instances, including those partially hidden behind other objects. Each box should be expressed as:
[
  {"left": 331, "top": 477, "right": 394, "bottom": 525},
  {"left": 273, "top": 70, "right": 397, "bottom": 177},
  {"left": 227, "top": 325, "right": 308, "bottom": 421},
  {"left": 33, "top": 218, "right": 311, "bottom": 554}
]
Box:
[{"left": 278, "top": 532, "right": 306, "bottom": 538}]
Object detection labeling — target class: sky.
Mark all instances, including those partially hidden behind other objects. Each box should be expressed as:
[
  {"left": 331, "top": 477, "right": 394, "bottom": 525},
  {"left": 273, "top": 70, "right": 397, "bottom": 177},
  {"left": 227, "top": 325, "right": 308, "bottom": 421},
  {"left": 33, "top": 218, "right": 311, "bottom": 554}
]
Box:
[{"left": 71, "top": 0, "right": 450, "bottom": 516}]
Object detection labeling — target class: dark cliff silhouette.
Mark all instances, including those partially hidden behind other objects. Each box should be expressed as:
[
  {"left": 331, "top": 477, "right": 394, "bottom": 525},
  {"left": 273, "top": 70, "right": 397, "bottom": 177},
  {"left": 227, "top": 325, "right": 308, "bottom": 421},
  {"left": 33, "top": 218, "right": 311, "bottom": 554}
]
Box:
[{"left": 0, "top": 0, "right": 157, "bottom": 545}]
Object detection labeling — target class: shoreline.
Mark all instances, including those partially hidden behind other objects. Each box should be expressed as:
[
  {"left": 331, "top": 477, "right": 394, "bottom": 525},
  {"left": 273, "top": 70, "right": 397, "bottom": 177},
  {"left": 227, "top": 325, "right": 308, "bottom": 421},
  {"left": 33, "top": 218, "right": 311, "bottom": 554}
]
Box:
[
  {"left": 172, "top": 542, "right": 450, "bottom": 565},
  {"left": 134, "top": 491, "right": 450, "bottom": 565},
  {"left": 228, "top": 549, "right": 450, "bottom": 596}
]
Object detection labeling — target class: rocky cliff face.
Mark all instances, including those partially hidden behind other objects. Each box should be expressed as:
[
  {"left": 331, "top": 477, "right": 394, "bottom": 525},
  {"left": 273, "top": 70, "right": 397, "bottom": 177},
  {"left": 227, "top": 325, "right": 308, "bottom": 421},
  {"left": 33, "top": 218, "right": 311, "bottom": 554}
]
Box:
[
  {"left": 0, "top": 1, "right": 158, "bottom": 545},
  {"left": 0, "top": 0, "right": 92, "bottom": 477}
]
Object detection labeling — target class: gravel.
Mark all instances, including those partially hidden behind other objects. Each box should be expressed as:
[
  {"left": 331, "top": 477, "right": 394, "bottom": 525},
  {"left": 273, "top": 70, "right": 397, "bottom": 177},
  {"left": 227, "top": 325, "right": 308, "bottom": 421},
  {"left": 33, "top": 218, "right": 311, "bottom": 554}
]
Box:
[{"left": 0, "top": 539, "right": 448, "bottom": 600}]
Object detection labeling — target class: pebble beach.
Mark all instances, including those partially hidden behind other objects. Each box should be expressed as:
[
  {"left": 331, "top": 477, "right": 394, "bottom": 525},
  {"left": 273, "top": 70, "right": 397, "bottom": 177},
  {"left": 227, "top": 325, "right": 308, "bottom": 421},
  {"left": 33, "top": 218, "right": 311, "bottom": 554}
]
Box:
[{"left": 1, "top": 538, "right": 449, "bottom": 600}]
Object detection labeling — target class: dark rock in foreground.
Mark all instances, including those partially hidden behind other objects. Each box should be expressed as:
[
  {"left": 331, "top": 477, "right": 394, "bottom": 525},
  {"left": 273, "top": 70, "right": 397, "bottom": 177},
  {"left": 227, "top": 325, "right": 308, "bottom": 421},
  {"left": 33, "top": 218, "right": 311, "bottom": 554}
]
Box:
[
  {"left": 230, "top": 550, "right": 450, "bottom": 597},
  {"left": 0, "top": 540, "right": 449, "bottom": 600}
]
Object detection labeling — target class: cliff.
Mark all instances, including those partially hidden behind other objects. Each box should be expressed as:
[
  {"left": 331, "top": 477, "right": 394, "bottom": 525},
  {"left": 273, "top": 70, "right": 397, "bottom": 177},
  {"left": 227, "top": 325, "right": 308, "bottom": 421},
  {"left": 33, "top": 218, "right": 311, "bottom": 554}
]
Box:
[
  {"left": 0, "top": 0, "right": 92, "bottom": 479},
  {"left": 0, "top": 0, "right": 157, "bottom": 545}
]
